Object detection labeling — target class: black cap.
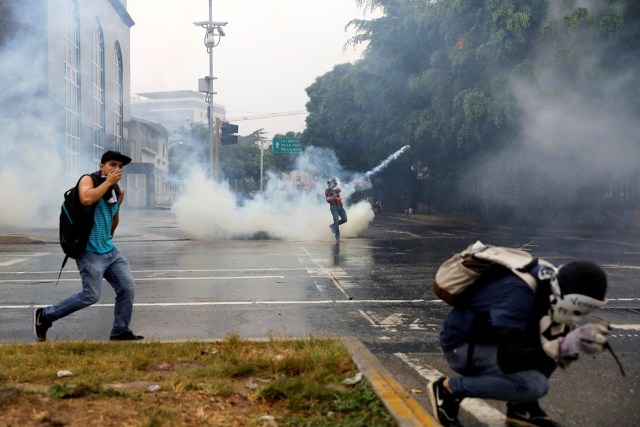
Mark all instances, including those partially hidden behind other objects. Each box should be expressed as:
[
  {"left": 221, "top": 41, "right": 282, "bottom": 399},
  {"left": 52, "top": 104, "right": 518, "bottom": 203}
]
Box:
[
  {"left": 557, "top": 260, "right": 607, "bottom": 300},
  {"left": 101, "top": 150, "right": 131, "bottom": 166}
]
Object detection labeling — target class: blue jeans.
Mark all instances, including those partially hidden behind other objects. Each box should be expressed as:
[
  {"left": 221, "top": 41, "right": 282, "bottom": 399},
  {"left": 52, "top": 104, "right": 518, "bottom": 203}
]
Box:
[
  {"left": 42, "top": 247, "right": 135, "bottom": 336},
  {"left": 330, "top": 205, "right": 347, "bottom": 237},
  {"left": 445, "top": 343, "right": 551, "bottom": 402}
]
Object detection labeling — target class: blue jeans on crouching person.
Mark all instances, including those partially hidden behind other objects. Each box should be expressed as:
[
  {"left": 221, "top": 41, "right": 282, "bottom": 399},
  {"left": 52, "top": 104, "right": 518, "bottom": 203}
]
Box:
[{"left": 444, "top": 343, "right": 552, "bottom": 402}]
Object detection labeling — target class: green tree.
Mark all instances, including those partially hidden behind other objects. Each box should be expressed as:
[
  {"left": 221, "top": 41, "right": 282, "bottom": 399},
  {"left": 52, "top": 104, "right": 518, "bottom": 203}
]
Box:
[{"left": 303, "top": 0, "right": 640, "bottom": 221}]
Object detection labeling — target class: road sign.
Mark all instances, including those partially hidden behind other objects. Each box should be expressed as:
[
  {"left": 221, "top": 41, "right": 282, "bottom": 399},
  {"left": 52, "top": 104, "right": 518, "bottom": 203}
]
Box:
[{"left": 272, "top": 137, "right": 302, "bottom": 153}]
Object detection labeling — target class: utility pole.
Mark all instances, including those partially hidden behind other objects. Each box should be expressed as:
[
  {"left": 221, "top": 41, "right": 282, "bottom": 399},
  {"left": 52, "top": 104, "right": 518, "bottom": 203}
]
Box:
[
  {"left": 260, "top": 138, "right": 264, "bottom": 192},
  {"left": 215, "top": 117, "right": 221, "bottom": 181},
  {"left": 194, "top": 0, "right": 227, "bottom": 180}
]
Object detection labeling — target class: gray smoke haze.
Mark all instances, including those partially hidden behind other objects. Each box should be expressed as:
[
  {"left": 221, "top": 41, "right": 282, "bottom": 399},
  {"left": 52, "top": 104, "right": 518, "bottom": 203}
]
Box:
[
  {"left": 1, "top": 1, "right": 134, "bottom": 229},
  {"left": 1, "top": 2, "right": 66, "bottom": 229},
  {"left": 170, "top": 145, "right": 413, "bottom": 241},
  {"left": 469, "top": 4, "right": 640, "bottom": 213}
]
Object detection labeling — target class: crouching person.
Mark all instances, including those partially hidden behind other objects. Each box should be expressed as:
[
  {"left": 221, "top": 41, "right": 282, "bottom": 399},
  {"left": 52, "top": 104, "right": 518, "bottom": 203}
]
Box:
[{"left": 431, "top": 260, "right": 609, "bottom": 427}]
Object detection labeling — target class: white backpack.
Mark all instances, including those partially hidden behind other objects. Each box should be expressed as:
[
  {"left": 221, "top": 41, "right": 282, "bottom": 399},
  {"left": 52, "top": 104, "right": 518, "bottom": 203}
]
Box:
[{"left": 433, "top": 241, "right": 549, "bottom": 306}]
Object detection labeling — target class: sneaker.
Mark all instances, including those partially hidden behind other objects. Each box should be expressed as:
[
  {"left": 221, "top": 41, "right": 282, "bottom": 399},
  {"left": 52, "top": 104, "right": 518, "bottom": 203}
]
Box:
[
  {"left": 33, "top": 308, "right": 51, "bottom": 342},
  {"left": 506, "top": 401, "right": 565, "bottom": 427},
  {"left": 429, "top": 377, "right": 462, "bottom": 427},
  {"left": 110, "top": 330, "right": 144, "bottom": 341}
]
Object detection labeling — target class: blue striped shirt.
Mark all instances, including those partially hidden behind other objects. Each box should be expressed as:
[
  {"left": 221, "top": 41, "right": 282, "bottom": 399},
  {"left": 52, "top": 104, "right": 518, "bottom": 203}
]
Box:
[{"left": 86, "top": 199, "right": 118, "bottom": 254}]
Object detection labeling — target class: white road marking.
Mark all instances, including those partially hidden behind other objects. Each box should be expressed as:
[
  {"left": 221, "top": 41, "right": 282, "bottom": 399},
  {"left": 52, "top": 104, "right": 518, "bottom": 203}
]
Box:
[
  {"left": 0, "top": 275, "right": 284, "bottom": 284},
  {"left": 409, "top": 318, "right": 426, "bottom": 330},
  {"left": 0, "top": 259, "right": 27, "bottom": 266},
  {"left": 359, "top": 309, "right": 378, "bottom": 327},
  {"left": 4, "top": 299, "right": 426, "bottom": 309},
  {"left": 0, "top": 252, "right": 50, "bottom": 267},
  {"left": 385, "top": 230, "right": 424, "bottom": 238},
  {"left": 602, "top": 264, "right": 640, "bottom": 269},
  {"left": 379, "top": 313, "right": 406, "bottom": 326},
  {"left": 0, "top": 267, "right": 309, "bottom": 275},
  {"left": 300, "top": 245, "right": 352, "bottom": 299},
  {"left": 394, "top": 352, "right": 506, "bottom": 426},
  {"left": 0, "top": 253, "right": 50, "bottom": 257},
  {"left": 611, "top": 324, "right": 640, "bottom": 331}
]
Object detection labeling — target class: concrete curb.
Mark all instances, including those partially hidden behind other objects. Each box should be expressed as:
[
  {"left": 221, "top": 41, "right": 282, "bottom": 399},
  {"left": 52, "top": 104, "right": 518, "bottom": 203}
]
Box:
[{"left": 342, "top": 337, "right": 439, "bottom": 427}]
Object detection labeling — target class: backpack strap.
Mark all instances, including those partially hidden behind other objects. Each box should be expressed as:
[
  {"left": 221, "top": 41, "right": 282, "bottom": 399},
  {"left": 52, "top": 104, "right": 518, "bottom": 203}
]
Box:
[
  {"left": 510, "top": 269, "right": 538, "bottom": 291},
  {"left": 54, "top": 255, "right": 70, "bottom": 286}
]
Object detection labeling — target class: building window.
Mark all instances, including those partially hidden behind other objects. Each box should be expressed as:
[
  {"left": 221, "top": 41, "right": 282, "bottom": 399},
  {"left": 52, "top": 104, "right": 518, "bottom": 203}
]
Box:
[
  {"left": 113, "top": 42, "right": 124, "bottom": 153},
  {"left": 64, "top": 0, "right": 80, "bottom": 175},
  {"left": 92, "top": 18, "right": 105, "bottom": 169}
]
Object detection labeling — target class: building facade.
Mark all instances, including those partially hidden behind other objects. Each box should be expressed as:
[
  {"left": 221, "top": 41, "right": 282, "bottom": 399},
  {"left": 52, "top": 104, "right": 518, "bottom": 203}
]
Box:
[
  {"left": 131, "top": 90, "right": 226, "bottom": 132},
  {"left": 126, "top": 116, "right": 184, "bottom": 208},
  {"left": 0, "top": 0, "right": 134, "bottom": 176}
]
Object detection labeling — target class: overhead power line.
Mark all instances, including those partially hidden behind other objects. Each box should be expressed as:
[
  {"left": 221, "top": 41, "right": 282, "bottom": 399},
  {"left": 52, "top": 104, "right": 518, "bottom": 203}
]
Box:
[{"left": 227, "top": 111, "right": 307, "bottom": 121}]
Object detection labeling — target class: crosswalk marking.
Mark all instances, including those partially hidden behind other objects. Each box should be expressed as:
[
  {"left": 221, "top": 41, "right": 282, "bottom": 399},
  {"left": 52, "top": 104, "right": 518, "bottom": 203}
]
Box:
[{"left": 395, "top": 352, "right": 506, "bottom": 426}]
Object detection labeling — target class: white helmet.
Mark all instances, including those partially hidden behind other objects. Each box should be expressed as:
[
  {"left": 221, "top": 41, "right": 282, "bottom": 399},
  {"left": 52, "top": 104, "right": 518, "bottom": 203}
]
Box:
[{"left": 549, "top": 261, "right": 607, "bottom": 324}]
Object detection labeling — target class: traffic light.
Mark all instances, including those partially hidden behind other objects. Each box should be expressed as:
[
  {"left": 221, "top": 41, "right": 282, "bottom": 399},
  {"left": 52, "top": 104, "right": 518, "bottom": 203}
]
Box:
[{"left": 221, "top": 122, "right": 239, "bottom": 145}]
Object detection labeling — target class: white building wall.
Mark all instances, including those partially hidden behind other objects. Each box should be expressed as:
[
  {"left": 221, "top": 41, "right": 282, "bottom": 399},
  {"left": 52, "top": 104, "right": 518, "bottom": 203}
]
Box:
[{"left": 45, "top": 0, "right": 133, "bottom": 172}]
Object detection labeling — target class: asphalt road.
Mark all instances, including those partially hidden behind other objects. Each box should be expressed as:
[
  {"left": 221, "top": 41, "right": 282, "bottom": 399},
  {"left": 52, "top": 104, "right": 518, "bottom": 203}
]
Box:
[{"left": 1, "top": 208, "right": 638, "bottom": 426}]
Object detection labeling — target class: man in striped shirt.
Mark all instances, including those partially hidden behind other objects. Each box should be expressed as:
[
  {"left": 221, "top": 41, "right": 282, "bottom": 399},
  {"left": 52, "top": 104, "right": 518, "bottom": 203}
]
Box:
[{"left": 34, "top": 151, "right": 143, "bottom": 341}]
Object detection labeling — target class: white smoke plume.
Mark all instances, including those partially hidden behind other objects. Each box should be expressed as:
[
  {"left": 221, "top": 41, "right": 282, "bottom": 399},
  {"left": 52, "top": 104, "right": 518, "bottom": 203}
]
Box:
[{"left": 172, "top": 145, "right": 414, "bottom": 241}]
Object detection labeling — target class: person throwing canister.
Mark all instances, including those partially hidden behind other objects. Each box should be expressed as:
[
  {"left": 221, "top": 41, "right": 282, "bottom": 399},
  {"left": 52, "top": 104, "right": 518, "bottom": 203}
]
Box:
[{"left": 325, "top": 178, "right": 347, "bottom": 241}]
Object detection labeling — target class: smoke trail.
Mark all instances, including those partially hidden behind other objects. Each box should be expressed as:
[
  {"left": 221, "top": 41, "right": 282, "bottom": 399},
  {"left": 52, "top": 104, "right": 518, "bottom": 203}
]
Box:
[{"left": 363, "top": 145, "right": 410, "bottom": 178}]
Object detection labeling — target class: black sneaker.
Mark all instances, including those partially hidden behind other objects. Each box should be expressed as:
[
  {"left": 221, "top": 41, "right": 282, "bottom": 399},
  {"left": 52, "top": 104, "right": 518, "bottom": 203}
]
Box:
[
  {"left": 33, "top": 308, "right": 51, "bottom": 342},
  {"left": 110, "top": 331, "right": 144, "bottom": 341},
  {"left": 506, "top": 401, "right": 565, "bottom": 427},
  {"left": 429, "top": 377, "right": 462, "bottom": 427}
]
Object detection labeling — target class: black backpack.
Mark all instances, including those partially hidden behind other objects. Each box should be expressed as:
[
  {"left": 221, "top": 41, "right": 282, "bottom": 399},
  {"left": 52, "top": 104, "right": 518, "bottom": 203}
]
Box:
[{"left": 56, "top": 173, "right": 100, "bottom": 283}]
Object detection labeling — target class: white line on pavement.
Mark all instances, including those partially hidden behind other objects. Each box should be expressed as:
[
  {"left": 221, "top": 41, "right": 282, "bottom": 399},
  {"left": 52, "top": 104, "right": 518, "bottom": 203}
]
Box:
[
  {"left": 0, "top": 259, "right": 28, "bottom": 266},
  {"left": 0, "top": 275, "right": 285, "bottom": 283},
  {"left": 2, "top": 299, "right": 428, "bottom": 309},
  {"left": 394, "top": 352, "right": 506, "bottom": 426}
]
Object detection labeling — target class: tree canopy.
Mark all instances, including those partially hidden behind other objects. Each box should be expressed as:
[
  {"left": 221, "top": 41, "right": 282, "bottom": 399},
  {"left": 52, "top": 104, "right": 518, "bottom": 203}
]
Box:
[{"left": 302, "top": 0, "right": 640, "bottom": 225}]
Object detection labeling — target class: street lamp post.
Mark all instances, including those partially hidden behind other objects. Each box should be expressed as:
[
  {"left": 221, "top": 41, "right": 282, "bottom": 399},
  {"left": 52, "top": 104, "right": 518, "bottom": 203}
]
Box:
[{"left": 194, "top": 0, "right": 227, "bottom": 180}]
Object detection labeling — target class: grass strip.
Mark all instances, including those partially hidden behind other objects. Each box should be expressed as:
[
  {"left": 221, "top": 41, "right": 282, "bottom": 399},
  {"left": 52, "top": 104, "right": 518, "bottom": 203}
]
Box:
[{"left": 0, "top": 334, "right": 395, "bottom": 426}]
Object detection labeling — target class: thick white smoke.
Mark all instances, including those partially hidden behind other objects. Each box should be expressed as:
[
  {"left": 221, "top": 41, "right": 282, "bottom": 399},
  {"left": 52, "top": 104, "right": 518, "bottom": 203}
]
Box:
[
  {"left": 0, "top": 100, "right": 67, "bottom": 228},
  {"left": 171, "top": 145, "right": 415, "bottom": 241}
]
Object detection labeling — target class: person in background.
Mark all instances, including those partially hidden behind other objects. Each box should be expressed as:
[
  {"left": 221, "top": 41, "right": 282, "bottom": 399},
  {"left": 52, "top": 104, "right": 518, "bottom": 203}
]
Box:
[
  {"left": 325, "top": 178, "right": 347, "bottom": 241},
  {"left": 33, "top": 151, "right": 144, "bottom": 342},
  {"left": 373, "top": 198, "right": 383, "bottom": 214}
]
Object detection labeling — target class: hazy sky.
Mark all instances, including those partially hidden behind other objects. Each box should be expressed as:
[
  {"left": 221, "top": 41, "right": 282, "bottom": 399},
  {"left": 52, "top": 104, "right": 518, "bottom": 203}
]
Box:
[{"left": 127, "top": 0, "right": 373, "bottom": 138}]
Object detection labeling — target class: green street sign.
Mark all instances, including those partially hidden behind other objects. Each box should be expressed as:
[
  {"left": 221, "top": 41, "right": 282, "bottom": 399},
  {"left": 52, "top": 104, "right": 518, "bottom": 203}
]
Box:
[{"left": 272, "top": 137, "right": 302, "bottom": 153}]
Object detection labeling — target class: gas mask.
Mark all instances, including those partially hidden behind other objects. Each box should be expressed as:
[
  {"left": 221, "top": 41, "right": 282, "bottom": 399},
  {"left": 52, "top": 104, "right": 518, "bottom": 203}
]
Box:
[{"left": 549, "top": 271, "right": 606, "bottom": 324}]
